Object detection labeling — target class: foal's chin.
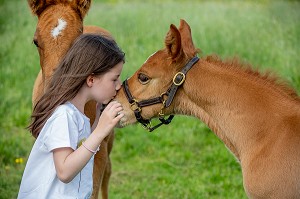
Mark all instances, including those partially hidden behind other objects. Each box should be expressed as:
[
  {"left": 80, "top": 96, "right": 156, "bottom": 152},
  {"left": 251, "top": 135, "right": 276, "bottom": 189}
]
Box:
[{"left": 116, "top": 116, "right": 137, "bottom": 128}]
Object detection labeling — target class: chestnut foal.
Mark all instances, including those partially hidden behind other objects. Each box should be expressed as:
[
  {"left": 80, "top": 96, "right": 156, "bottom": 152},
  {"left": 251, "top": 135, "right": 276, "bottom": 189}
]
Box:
[
  {"left": 28, "top": 0, "right": 114, "bottom": 198},
  {"left": 115, "top": 19, "right": 300, "bottom": 198}
]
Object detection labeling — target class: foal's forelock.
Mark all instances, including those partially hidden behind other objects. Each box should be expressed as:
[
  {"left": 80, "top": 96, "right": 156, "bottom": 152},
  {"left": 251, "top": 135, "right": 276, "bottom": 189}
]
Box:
[{"left": 51, "top": 18, "right": 67, "bottom": 39}]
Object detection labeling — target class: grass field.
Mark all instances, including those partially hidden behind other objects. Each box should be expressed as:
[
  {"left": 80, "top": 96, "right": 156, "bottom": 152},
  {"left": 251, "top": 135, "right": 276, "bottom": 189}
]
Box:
[{"left": 0, "top": 0, "right": 299, "bottom": 198}]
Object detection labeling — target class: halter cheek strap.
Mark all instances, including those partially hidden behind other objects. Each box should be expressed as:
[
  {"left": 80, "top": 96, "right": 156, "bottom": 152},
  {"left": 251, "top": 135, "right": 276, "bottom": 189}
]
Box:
[{"left": 165, "top": 56, "right": 199, "bottom": 107}]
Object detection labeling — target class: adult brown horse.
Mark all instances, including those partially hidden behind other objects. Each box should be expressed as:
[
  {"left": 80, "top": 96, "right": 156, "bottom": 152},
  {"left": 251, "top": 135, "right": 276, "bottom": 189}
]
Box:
[
  {"left": 115, "top": 19, "right": 300, "bottom": 198},
  {"left": 28, "top": 0, "right": 114, "bottom": 198}
]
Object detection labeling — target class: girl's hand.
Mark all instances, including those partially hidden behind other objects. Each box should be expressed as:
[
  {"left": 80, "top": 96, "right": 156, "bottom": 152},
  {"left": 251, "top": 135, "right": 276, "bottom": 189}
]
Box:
[{"left": 94, "top": 101, "right": 123, "bottom": 138}]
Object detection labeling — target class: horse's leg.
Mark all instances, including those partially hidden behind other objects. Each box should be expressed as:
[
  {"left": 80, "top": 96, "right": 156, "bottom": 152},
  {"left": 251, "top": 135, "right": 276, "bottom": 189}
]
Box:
[
  {"left": 91, "top": 133, "right": 115, "bottom": 199},
  {"left": 32, "top": 70, "right": 44, "bottom": 106},
  {"left": 85, "top": 100, "right": 114, "bottom": 199},
  {"left": 91, "top": 139, "right": 108, "bottom": 199},
  {"left": 101, "top": 132, "right": 114, "bottom": 199}
]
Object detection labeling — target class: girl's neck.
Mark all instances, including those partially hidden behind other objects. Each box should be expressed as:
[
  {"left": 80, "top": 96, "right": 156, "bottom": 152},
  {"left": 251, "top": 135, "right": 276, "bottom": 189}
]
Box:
[
  {"left": 69, "top": 98, "right": 85, "bottom": 114},
  {"left": 69, "top": 87, "right": 89, "bottom": 114}
]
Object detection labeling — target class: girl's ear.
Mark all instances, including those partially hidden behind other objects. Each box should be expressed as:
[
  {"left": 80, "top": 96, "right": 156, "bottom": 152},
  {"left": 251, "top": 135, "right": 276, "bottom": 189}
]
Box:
[{"left": 86, "top": 75, "right": 94, "bottom": 87}]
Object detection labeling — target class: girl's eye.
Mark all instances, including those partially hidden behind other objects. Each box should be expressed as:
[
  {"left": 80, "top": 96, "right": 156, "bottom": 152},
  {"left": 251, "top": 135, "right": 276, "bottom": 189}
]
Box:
[{"left": 138, "top": 73, "right": 150, "bottom": 84}]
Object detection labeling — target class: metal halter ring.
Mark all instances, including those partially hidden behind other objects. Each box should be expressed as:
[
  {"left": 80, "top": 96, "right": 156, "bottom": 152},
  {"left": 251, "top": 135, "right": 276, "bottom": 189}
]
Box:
[
  {"left": 160, "top": 92, "right": 168, "bottom": 103},
  {"left": 173, "top": 72, "right": 186, "bottom": 86},
  {"left": 141, "top": 120, "right": 152, "bottom": 131}
]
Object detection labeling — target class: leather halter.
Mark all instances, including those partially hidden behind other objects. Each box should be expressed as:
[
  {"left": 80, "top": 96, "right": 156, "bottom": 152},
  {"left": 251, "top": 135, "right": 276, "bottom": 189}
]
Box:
[{"left": 122, "top": 56, "right": 199, "bottom": 132}]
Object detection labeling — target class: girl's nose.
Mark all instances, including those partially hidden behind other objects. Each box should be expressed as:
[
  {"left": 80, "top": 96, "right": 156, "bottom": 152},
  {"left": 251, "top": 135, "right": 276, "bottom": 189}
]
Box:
[{"left": 116, "top": 78, "right": 122, "bottom": 91}]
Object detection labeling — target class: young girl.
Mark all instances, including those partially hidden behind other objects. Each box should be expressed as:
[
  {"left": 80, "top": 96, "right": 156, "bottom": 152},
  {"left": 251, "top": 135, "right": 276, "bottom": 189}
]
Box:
[{"left": 18, "top": 34, "right": 125, "bottom": 199}]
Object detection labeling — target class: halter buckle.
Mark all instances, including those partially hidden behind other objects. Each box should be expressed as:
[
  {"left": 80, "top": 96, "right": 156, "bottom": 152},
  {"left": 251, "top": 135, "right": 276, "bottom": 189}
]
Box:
[
  {"left": 173, "top": 72, "right": 186, "bottom": 86},
  {"left": 130, "top": 100, "right": 141, "bottom": 112}
]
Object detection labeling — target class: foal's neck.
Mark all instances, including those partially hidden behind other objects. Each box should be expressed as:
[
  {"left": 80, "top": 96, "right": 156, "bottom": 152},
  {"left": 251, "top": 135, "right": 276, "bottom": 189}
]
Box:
[{"left": 178, "top": 56, "right": 299, "bottom": 161}]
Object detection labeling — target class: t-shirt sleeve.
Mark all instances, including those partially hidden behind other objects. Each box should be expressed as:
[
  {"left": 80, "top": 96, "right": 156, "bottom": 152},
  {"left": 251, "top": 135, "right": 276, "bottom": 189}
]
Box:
[{"left": 42, "top": 110, "right": 79, "bottom": 152}]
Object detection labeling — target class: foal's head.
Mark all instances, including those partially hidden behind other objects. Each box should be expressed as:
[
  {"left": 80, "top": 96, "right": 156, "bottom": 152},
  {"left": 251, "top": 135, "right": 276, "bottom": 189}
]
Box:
[
  {"left": 28, "top": 0, "right": 91, "bottom": 80},
  {"left": 116, "top": 19, "right": 200, "bottom": 127}
]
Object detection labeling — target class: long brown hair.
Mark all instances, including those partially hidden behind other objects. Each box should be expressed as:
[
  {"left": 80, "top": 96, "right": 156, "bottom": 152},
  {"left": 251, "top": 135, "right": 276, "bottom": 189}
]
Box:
[{"left": 28, "top": 34, "right": 125, "bottom": 138}]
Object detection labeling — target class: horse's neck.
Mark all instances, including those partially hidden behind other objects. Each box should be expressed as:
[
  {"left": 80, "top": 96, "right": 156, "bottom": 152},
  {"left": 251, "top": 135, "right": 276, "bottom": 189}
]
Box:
[{"left": 178, "top": 58, "right": 298, "bottom": 160}]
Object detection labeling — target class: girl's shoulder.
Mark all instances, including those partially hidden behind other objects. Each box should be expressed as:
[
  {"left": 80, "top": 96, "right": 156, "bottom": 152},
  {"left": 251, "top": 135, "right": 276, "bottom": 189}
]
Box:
[
  {"left": 49, "top": 102, "right": 90, "bottom": 124},
  {"left": 40, "top": 102, "right": 90, "bottom": 140},
  {"left": 51, "top": 103, "right": 75, "bottom": 119},
  {"left": 57, "top": 102, "right": 88, "bottom": 117},
  {"left": 38, "top": 102, "right": 90, "bottom": 151}
]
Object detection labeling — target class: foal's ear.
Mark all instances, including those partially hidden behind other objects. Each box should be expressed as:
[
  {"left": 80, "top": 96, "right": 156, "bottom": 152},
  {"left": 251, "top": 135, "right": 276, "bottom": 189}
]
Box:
[
  {"left": 165, "top": 24, "right": 182, "bottom": 60},
  {"left": 27, "top": 0, "right": 91, "bottom": 18},
  {"left": 178, "top": 19, "right": 199, "bottom": 57},
  {"left": 71, "top": 0, "right": 91, "bottom": 19},
  {"left": 27, "top": 0, "right": 47, "bottom": 16}
]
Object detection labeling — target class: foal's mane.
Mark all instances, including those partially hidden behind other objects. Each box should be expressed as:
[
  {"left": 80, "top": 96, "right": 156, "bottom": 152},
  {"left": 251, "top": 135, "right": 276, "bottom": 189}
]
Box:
[{"left": 204, "top": 55, "right": 300, "bottom": 102}]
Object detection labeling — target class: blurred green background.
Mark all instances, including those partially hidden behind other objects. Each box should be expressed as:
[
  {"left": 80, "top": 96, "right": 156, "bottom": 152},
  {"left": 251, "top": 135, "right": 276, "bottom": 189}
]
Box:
[{"left": 0, "top": 0, "right": 299, "bottom": 198}]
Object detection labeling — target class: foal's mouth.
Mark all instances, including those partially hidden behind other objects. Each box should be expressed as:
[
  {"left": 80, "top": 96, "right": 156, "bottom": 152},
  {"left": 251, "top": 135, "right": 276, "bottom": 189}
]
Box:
[{"left": 116, "top": 116, "right": 136, "bottom": 128}]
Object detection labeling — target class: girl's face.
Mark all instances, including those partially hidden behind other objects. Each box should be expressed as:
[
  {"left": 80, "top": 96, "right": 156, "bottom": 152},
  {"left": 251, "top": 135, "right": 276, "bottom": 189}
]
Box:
[{"left": 91, "top": 62, "right": 123, "bottom": 104}]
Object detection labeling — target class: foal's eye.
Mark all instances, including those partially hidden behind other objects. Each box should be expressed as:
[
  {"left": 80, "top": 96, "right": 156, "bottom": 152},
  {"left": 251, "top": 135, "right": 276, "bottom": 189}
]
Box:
[
  {"left": 138, "top": 73, "right": 150, "bottom": 84},
  {"left": 33, "top": 39, "right": 39, "bottom": 48}
]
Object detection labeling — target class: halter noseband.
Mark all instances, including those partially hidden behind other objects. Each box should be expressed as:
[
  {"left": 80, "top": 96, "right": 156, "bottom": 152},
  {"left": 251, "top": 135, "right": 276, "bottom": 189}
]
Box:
[{"left": 122, "top": 56, "right": 199, "bottom": 132}]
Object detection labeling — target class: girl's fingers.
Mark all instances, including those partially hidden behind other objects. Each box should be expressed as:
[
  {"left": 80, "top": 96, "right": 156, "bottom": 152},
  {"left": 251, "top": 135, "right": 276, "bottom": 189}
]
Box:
[
  {"left": 111, "top": 107, "right": 123, "bottom": 118},
  {"left": 102, "top": 101, "right": 123, "bottom": 119},
  {"left": 104, "top": 101, "right": 117, "bottom": 110},
  {"left": 114, "top": 113, "right": 124, "bottom": 120}
]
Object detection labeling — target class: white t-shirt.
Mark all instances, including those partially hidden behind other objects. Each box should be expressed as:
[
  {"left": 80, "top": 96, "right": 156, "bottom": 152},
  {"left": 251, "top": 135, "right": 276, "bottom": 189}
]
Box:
[{"left": 18, "top": 102, "right": 93, "bottom": 199}]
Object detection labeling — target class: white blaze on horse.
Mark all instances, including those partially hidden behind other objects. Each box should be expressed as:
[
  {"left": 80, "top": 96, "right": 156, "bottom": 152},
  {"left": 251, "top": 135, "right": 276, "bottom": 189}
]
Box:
[
  {"left": 51, "top": 18, "right": 67, "bottom": 38},
  {"left": 115, "top": 19, "right": 300, "bottom": 198},
  {"left": 27, "top": 0, "right": 114, "bottom": 198}
]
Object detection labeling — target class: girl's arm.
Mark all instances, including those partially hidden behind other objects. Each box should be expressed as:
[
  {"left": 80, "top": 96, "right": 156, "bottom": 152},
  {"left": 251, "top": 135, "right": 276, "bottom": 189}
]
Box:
[{"left": 53, "top": 101, "right": 123, "bottom": 183}]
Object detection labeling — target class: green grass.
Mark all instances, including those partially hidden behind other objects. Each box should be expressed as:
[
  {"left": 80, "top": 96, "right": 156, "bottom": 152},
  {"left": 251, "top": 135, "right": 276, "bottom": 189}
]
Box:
[{"left": 0, "top": 0, "right": 299, "bottom": 198}]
